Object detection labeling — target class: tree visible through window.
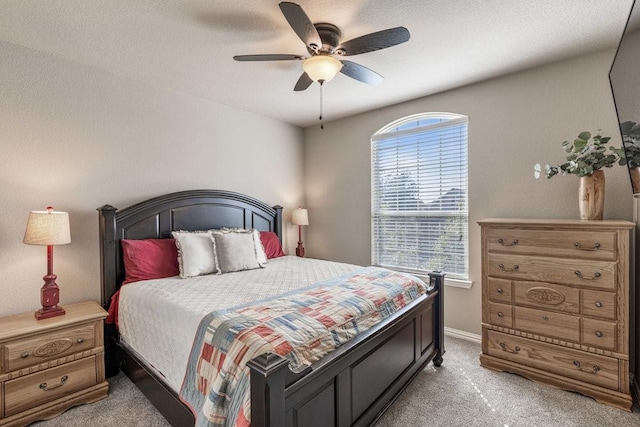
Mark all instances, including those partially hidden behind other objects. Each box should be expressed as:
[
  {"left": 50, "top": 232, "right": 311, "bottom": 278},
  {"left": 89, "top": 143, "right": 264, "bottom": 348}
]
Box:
[{"left": 371, "top": 113, "right": 469, "bottom": 280}]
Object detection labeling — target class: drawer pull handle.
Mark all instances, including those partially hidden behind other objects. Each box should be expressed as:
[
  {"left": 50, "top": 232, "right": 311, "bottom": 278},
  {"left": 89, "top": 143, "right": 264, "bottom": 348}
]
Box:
[
  {"left": 595, "top": 331, "right": 603, "bottom": 338},
  {"left": 574, "top": 271, "right": 601, "bottom": 280},
  {"left": 497, "top": 312, "right": 504, "bottom": 318},
  {"left": 498, "top": 264, "right": 519, "bottom": 273},
  {"left": 40, "top": 375, "right": 68, "bottom": 391},
  {"left": 499, "top": 342, "right": 520, "bottom": 354},
  {"left": 20, "top": 351, "right": 29, "bottom": 359},
  {"left": 594, "top": 301, "right": 603, "bottom": 308},
  {"left": 498, "top": 238, "right": 518, "bottom": 246},
  {"left": 76, "top": 337, "right": 84, "bottom": 344},
  {"left": 497, "top": 288, "right": 504, "bottom": 294},
  {"left": 573, "top": 360, "right": 600, "bottom": 374},
  {"left": 573, "top": 242, "right": 601, "bottom": 251},
  {"left": 542, "top": 315, "right": 549, "bottom": 321}
]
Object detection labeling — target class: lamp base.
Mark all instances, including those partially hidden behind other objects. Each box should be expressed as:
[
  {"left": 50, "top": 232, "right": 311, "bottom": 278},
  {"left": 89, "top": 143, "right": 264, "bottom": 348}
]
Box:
[
  {"left": 296, "top": 242, "right": 306, "bottom": 258},
  {"left": 35, "top": 305, "right": 66, "bottom": 320},
  {"left": 35, "top": 273, "right": 65, "bottom": 320}
]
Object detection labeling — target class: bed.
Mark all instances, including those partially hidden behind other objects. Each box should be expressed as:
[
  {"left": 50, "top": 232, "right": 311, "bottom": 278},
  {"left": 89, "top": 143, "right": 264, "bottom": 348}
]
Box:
[{"left": 98, "top": 189, "right": 445, "bottom": 427}]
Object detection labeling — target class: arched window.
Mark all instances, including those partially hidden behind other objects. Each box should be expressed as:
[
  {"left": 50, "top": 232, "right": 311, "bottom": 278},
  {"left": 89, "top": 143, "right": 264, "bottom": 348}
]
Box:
[{"left": 371, "top": 112, "right": 469, "bottom": 280}]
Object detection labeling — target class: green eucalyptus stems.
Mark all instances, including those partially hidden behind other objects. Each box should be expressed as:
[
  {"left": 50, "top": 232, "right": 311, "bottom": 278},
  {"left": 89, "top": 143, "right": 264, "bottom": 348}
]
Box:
[{"left": 534, "top": 131, "right": 619, "bottom": 179}]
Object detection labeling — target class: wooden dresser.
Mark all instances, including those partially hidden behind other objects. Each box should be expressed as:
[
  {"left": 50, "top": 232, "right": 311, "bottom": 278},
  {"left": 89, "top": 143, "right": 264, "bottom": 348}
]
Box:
[
  {"left": 478, "top": 219, "right": 634, "bottom": 411},
  {"left": 0, "top": 301, "right": 109, "bottom": 426}
]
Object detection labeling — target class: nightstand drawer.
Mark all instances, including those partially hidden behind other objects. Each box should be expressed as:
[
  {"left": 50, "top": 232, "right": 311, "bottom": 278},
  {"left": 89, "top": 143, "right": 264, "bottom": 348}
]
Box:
[
  {"left": 4, "top": 356, "right": 97, "bottom": 417},
  {"left": 3, "top": 323, "right": 96, "bottom": 372}
]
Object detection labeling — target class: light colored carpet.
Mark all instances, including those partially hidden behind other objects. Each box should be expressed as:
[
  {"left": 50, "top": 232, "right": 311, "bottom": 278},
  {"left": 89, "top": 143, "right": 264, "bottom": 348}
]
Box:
[{"left": 34, "top": 336, "right": 639, "bottom": 426}]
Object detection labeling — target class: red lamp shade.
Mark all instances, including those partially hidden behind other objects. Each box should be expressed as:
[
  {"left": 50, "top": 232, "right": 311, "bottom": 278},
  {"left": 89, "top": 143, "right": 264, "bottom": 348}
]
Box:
[{"left": 24, "top": 207, "right": 71, "bottom": 320}]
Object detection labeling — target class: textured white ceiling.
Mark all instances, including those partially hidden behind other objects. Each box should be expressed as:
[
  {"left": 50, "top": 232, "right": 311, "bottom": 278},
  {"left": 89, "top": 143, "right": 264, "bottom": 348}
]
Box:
[{"left": 0, "top": 0, "right": 634, "bottom": 128}]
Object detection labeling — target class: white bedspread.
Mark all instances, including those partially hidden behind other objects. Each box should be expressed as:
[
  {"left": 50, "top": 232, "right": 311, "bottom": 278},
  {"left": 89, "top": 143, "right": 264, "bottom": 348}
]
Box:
[{"left": 117, "top": 256, "right": 359, "bottom": 391}]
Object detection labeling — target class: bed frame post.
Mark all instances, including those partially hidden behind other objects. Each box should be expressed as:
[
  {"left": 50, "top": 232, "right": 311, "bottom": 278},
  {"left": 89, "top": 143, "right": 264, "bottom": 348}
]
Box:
[
  {"left": 97, "top": 204, "right": 121, "bottom": 378},
  {"left": 273, "top": 205, "right": 283, "bottom": 243},
  {"left": 428, "top": 271, "right": 446, "bottom": 366},
  {"left": 246, "top": 352, "right": 290, "bottom": 427},
  {"left": 97, "top": 204, "right": 118, "bottom": 309}
]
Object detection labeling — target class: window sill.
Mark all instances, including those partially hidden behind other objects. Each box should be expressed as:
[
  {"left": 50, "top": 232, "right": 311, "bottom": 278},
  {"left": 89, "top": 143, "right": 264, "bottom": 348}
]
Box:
[{"left": 377, "top": 266, "right": 473, "bottom": 289}]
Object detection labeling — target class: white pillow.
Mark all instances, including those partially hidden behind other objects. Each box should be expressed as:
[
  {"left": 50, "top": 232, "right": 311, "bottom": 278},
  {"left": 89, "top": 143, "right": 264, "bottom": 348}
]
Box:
[
  {"left": 171, "top": 230, "right": 219, "bottom": 278},
  {"left": 216, "top": 228, "right": 268, "bottom": 267},
  {"left": 212, "top": 231, "right": 262, "bottom": 273}
]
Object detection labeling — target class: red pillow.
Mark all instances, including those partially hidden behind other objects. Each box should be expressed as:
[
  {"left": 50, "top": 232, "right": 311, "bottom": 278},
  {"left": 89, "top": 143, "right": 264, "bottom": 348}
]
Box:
[
  {"left": 259, "top": 231, "right": 285, "bottom": 259},
  {"left": 121, "top": 239, "right": 179, "bottom": 284}
]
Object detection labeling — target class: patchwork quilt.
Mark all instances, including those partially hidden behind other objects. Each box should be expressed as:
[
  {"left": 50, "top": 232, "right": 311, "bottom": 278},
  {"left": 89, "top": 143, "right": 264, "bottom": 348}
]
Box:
[{"left": 179, "top": 266, "right": 426, "bottom": 427}]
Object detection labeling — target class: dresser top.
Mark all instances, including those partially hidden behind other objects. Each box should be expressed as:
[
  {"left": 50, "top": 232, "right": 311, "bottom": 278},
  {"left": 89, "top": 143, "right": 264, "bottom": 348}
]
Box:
[
  {"left": 0, "top": 301, "right": 106, "bottom": 342},
  {"left": 478, "top": 218, "right": 634, "bottom": 229}
]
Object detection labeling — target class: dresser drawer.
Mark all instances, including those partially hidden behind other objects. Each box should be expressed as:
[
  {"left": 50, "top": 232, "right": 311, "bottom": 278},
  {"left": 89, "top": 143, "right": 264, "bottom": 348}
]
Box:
[
  {"left": 582, "top": 290, "right": 616, "bottom": 320},
  {"left": 514, "top": 306, "right": 580, "bottom": 342},
  {"left": 3, "top": 323, "right": 96, "bottom": 372},
  {"left": 488, "top": 302, "right": 513, "bottom": 328},
  {"left": 4, "top": 356, "right": 97, "bottom": 417},
  {"left": 513, "top": 281, "right": 579, "bottom": 314},
  {"left": 485, "top": 228, "right": 616, "bottom": 260},
  {"left": 487, "top": 278, "right": 512, "bottom": 303},
  {"left": 487, "top": 253, "right": 616, "bottom": 290},
  {"left": 582, "top": 318, "right": 617, "bottom": 351},
  {"left": 486, "top": 330, "right": 619, "bottom": 390}
]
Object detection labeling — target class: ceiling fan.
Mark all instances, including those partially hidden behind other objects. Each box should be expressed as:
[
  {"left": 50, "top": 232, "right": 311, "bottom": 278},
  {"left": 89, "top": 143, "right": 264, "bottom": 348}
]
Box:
[{"left": 233, "top": 2, "right": 410, "bottom": 91}]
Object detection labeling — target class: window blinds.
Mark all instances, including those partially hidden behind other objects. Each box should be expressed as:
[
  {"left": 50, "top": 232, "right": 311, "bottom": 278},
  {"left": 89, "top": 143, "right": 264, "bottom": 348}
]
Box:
[{"left": 371, "top": 115, "right": 469, "bottom": 279}]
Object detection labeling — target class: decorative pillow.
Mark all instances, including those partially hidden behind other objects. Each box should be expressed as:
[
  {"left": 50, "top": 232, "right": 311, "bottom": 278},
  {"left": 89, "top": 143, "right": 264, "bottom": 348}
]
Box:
[
  {"left": 259, "top": 231, "right": 285, "bottom": 259},
  {"left": 171, "top": 231, "right": 219, "bottom": 278},
  {"left": 121, "top": 239, "right": 179, "bottom": 285},
  {"left": 212, "top": 229, "right": 263, "bottom": 273},
  {"left": 217, "top": 228, "right": 268, "bottom": 267}
]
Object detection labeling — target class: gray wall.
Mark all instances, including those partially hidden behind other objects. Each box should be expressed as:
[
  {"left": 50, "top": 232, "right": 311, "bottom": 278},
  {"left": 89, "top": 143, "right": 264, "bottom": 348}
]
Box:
[
  {"left": 304, "top": 49, "right": 634, "bottom": 336},
  {"left": 0, "top": 41, "right": 304, "bottom": 317}
]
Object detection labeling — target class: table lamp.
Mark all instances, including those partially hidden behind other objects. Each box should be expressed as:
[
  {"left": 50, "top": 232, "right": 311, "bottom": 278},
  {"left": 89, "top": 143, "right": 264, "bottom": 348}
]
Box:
[
  {"left": 23, "top": 207, "right": 71, "bottom": 319},
  {"left": 291, "top": 207, "right": 309, "bottom": 257}
]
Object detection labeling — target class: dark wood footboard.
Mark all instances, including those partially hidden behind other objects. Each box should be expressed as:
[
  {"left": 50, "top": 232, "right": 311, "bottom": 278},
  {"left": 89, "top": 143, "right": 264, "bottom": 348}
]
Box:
[{"left": 248, "top": 272, "right": 445, "bottom": 427}]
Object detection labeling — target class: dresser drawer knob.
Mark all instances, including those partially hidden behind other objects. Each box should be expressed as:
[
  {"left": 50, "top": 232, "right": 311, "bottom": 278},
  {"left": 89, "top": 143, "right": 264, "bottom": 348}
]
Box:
[
  {"left": 595, "top": 331, "right": 603, "bottom": 338},
  {"left": 498, "top": 238, "right": 519, "bottom": 246},
  {"left": 497, "top": 312, "right": 504, "bottom": 318},
  {"left": 499, "top": 342, "right": 520, "bottom": 353},
  {"left": 594, "top": 301, "right": 603, "bottom": 308},
  {"left": 76, "top": 337, "right": 84, "bottom": 344},
  {"left": 542, "top": 315, "right": 549, "bottom": 321},
  {"left": 497, "top": 288, "right": 504, "bottom": 294},
  {"left": 573, "top": 360, "right": 600, "bottom": 374},
  {"left": 39, "top": 375, "right": 68, "bottom": 391},
  {"left": 573, "top": 242, "right": 601, "bottom": 251},
  {"left": 498, "top": 264, "right": 519, "bottom": 273},
  {"left": 20, "top": 351, "right": 29, "bottom": 359},
  {"left": 574, "top": 271, "right": 601, "bottom": 280}
]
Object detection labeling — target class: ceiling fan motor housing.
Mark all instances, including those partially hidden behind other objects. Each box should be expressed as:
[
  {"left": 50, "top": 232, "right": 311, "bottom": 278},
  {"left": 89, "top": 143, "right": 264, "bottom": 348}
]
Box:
[{"left": 312, "top": 23, "right": 344, "bottom": 55}]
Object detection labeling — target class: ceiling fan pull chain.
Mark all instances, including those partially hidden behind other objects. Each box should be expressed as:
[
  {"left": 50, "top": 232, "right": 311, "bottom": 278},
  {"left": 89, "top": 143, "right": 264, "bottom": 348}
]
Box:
[{"left": 319, "top": 80, "right": 324, "bottom": 129}]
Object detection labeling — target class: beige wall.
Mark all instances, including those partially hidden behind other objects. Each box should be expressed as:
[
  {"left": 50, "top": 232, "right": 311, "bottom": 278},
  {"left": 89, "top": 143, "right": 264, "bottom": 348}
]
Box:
[
  {"left": 0, "top": 41, "right": 304, "bottom": 317},
  {"left": 304, "top": 49, "right": 634, "bottom": 336}
]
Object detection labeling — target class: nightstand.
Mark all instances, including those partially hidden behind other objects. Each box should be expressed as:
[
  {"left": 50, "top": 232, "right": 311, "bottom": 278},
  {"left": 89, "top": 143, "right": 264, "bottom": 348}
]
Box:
[{"left": 0, "top": 301, "right": 109, "bottom": 426}]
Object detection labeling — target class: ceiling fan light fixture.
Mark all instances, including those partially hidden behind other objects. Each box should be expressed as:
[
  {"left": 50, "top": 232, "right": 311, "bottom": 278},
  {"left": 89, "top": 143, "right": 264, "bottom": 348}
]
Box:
[{"left": 302, "top": 55, "right": 342, "bottom": 83}]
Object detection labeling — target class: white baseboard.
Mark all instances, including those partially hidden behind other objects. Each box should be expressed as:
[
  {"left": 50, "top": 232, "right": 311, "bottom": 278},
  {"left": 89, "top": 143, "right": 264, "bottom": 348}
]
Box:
[{"left": 444, "top": 327, "right": 481, "bottom": 343}]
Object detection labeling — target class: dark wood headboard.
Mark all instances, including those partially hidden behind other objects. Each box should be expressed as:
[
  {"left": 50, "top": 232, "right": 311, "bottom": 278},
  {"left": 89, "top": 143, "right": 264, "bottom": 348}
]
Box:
[{"left": 97, "top": 189, "right": 283, "bottom": 309}]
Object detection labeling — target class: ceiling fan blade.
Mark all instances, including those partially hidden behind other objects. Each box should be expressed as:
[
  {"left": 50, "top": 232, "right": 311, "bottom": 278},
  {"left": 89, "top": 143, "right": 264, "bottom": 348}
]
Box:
[
  {"left": 340, "top": 60, "right": 384, "bottom": 86},
  {"left": 337, "top": 27, "right": 410, "bottom": 56},
  {"left": 233, "top": 54, "right": 304, "bottom": 61},
  {"left": 279, "top": 2, "right": 322, "bottom": 50},
  {"left": 294, "top": 72, "right": 313, "bottom": 91}
]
